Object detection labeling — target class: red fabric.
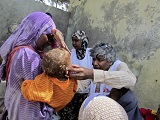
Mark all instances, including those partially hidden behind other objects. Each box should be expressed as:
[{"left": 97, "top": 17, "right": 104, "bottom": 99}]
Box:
[
  {"left": 50, "top": 40, "right": 59, "bottom": 49},
  {"left": 6, "top": 46, "right": 36, "bottom": 86},
  {"left": 139, "top": 108, "right": 156, "bottom": 120}
]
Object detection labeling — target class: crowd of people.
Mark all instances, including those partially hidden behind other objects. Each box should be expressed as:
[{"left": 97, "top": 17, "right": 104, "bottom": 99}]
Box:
[{"left": 0, "top": 11, "right": 159, "bottom": 120}]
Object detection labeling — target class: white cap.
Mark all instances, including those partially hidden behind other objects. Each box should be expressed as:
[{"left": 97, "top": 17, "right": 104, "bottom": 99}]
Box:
[{"left": 79, "top": 96, "right": 128, "bottom": 120}]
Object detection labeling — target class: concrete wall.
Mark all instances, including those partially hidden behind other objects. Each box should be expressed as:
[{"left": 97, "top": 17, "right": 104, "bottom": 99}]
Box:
[
  {"left": 0, "top": 0, "right": 69, "bottom": 46},
  {"left": 66, "top": 0, "right": 160, "bottom": 110}
]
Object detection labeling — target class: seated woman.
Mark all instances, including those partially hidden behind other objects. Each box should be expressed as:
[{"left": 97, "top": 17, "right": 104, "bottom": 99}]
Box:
[{"left": 21, "top": 48, "right": 77, "bottom": 112}]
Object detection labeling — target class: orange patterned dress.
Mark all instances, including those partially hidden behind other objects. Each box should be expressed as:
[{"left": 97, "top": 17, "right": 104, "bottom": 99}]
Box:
[{"left": 21, "top": 72, "right": 77, "bottom": 112}]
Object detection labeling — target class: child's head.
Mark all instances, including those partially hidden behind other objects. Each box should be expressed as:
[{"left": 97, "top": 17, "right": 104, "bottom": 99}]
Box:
[{"left": 42, "top": 48, "right": 70, "bottom": 79}]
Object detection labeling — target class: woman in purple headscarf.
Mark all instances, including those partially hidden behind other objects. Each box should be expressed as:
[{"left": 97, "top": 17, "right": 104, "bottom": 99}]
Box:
[{"left": 0, "top": 12, "right": 69, "bottom": 120}]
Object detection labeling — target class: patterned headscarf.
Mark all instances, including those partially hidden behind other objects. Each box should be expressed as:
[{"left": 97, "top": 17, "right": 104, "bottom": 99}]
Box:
[
  {"left": 72, "top": 30, "right": 89, "bottom": 60},
  {"left": 79, "top": 96, "right": 128, "bottom": 120},
  {"left": 0, "top": 12, "right": 56, "bottom": 80}
]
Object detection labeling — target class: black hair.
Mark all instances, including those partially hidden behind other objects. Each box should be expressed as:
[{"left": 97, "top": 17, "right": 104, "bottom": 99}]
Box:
[{"left": 46, "top": 12, "right": 52, "bottom": 18}]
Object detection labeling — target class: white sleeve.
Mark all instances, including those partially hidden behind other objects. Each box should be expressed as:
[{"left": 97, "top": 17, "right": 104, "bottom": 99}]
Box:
[{"left": 93, "top": 62, "right": 137, "bottom": 89}]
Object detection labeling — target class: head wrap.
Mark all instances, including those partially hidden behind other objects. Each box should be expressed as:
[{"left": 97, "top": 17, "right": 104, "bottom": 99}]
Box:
[
  {"left": 90, "top": 42, "right": 116, "bottom": 62},
  {"left": 72, "top": 30, "right": 88, "bottom": 60},
  {"left": 79, "top": 96, "right": 128, "bottom": 120},
  {"left": 0, "top": 12, "right": 56, "bottom": 80}
]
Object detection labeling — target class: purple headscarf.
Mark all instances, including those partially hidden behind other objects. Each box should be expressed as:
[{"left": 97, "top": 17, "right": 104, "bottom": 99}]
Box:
[{"left": 0, "top": 12, "right": 56, "bottom": 80}]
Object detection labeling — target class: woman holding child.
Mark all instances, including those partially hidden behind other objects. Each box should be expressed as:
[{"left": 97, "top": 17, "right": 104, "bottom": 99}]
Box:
[{"left": 0, "top": 12, "right": 69, "bottom": 120}]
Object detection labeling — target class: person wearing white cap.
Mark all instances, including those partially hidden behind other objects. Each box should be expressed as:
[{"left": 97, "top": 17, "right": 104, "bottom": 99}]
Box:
[{"left": 78, "top": 93, "right": 128, "bottom": 120}]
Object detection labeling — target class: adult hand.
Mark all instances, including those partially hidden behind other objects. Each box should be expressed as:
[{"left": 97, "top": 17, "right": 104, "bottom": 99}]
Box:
[
  {"left": 51, "top": 29, "right": 71, "bottom": 54},
  {"left": 66, "top": 64, "right": 93, "bottom": 80}
]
